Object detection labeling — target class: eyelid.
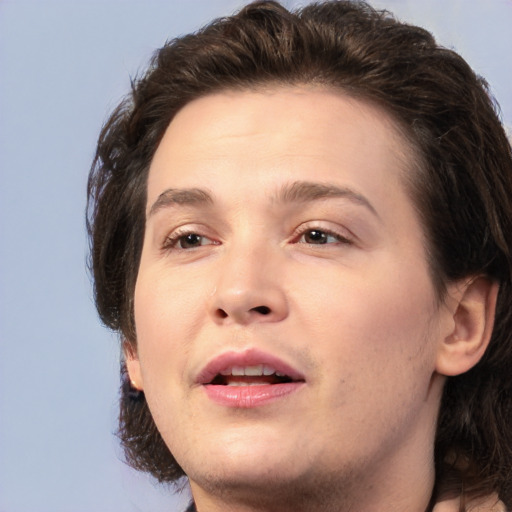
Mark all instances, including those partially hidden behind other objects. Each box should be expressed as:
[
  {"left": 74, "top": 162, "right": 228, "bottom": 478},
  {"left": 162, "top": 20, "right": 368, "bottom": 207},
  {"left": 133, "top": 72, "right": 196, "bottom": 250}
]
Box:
[
  {"left": 160, "top": 221, "right": 355, "bottom": 252},
  {"left": 291, "top": 222, "right": 354, "bottom": 245},
  {"left": 161, "top": 224, "right": 219, "bottom": 251}
]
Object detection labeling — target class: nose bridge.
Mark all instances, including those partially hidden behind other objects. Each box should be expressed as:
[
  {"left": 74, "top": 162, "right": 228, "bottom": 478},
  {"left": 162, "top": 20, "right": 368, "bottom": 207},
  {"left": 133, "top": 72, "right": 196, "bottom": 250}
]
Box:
[{"left": 209, "top": 233, "right": 288, "bottom": 325}]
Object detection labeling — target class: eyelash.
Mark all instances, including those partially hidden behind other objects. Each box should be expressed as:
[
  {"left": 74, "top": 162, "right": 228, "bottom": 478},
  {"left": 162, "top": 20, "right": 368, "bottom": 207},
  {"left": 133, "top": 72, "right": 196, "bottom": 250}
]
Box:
[
  {"left": 293, "top": 225, "right": 352, "bottom": 246},
  {"left": 162, "top": 228, "right": 216, "bottom": 251},
  {"left": 162, "top": 224, "right": 352, "bottom": 253}
]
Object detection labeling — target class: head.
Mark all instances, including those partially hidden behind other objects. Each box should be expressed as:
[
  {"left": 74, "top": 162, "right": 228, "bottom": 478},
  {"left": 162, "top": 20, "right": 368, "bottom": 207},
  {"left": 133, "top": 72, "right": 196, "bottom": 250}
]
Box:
[{"left": 87, "top": 1, "right": 512, "bottom": 509}]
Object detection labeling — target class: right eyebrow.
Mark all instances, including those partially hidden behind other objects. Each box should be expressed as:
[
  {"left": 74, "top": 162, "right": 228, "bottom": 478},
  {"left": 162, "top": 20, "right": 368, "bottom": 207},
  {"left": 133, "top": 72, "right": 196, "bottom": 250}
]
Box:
[{"left": 148, "top": 188, "right": 213, "bottom": 218}]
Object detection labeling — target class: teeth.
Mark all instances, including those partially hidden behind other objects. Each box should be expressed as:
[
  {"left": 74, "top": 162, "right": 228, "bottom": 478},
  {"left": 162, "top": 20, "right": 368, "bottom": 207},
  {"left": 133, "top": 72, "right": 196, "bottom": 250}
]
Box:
[
  {"left": 244, "top": 365, "right": 263, "bottom": 376},
  {"left": 226, "top": 381, "right": 268, "bottom": 386},
  {"left": 263, "top": 365, "right": 275, "bottom": 376},
  {"left": 232, "top": 366, "right": 245, "bottom": 376},
  {"left": 218, "top": 365, "right": 282, "bottom": 377}
]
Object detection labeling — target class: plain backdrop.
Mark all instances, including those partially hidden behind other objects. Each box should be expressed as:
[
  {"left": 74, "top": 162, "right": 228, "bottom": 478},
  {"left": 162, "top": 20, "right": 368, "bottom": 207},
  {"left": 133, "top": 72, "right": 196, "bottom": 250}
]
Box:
[{"left": 0, "top": 1, "right": 511, "bottom": 511}]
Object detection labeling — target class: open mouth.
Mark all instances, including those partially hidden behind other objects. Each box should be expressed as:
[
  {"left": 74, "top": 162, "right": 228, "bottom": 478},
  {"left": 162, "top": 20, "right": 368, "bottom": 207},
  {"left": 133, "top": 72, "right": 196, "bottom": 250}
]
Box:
[
  {"left": 208, "top": 364, "right": 296, "bottom": 386},
  {"left": 197, "top": 350, "right": 306, "bottom": 407}
]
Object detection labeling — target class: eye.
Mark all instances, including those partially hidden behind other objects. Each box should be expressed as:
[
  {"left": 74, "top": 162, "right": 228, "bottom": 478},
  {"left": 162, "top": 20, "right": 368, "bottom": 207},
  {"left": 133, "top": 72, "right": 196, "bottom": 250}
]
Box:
[
  {"left": 297, "top": 228, "right": 351, "bottom": 245},
  {"left": 164, "top": 231, "right": 216, "bottom": 250}
]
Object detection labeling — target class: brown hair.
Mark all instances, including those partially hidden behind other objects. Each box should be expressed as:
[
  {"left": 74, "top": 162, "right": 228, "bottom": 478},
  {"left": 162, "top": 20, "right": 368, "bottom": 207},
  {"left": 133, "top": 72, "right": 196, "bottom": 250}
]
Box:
[{"left": 87, "top": 1, "right": 512, "bottom": 506}]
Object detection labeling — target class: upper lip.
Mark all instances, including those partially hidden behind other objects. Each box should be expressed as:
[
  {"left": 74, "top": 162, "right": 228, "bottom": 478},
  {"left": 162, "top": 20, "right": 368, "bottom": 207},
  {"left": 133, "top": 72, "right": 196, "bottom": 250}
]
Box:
[{"left": 196, "top": 348, "right": 305, "bottom": 385}]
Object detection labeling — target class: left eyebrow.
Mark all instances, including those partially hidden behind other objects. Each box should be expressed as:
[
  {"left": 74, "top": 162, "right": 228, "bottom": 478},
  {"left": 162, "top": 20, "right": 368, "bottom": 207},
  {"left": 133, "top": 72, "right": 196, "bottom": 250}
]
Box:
[{"left": 273, "top": 181, "right": 380, "bottom": 219}]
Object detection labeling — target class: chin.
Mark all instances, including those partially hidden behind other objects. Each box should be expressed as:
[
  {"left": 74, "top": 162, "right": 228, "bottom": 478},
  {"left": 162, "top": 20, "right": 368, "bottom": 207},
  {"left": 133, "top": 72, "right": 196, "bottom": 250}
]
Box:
[
  {"left": 186, "top": 449, "right": 355, "bottom": 512},
  {"left": 188, "top": 459, "right": 320, "bottom": 507},
  {"left": 182, "top": 433, "right": 310, "bottom": 484}
]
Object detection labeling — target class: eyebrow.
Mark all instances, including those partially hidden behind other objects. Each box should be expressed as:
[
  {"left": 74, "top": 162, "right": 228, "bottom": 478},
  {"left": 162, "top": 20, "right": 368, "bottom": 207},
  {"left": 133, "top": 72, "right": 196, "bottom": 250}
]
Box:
[
  {"left": 148, "top": 181, "right": 378, "bottom": 219},
  {"left": 148, "top": 188, "right": 213, "bottom": 217},
  {"left": 274, "top": 181, "right": 379, "bottom": 218}
]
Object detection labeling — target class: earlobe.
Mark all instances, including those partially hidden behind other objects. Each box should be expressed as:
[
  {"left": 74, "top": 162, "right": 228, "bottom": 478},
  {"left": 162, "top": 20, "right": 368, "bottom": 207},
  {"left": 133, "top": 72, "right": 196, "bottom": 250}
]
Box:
[
  {"left": 124, "top": 341, "right": 144, "bottom": 391},
  {"left": 436, "top": 276, "right": 499, "bottom": 377}
]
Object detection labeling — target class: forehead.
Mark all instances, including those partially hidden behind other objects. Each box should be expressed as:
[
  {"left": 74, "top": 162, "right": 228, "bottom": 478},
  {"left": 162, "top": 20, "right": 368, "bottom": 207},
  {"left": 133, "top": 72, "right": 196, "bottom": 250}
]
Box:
[{"left": 147, "top": 87, "right": 417, "bottom": 215}]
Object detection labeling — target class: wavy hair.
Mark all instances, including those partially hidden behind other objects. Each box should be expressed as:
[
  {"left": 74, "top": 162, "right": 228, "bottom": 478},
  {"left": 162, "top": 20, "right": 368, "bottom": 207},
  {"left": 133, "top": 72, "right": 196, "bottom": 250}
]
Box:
[{"left": 87, "top": 1, "right": 512, "bottom": 507}]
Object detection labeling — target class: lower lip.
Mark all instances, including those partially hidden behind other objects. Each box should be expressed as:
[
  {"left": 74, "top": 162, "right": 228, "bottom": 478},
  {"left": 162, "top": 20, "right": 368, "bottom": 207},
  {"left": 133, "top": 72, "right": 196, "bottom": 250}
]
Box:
[{"left": 203, "top": 382, "right": 304, "bottom": 408}]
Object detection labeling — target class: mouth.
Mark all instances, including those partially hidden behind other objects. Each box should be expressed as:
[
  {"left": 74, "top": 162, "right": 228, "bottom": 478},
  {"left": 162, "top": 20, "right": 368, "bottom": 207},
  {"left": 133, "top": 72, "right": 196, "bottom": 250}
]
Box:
[
  {"left": 209, "top": 364, "right": 297, "bottom": 386},
  {"left": 197, "top": 349, "right": 306, "bottom": 408}
]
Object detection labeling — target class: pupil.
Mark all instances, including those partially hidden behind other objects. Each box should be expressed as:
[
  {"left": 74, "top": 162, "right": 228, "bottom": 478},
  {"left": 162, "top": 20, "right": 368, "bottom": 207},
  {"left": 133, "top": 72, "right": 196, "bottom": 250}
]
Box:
[
  {"left": 307, "top": 230, "right": 327, "bottom": 244},
  {"left": 181, "top": 233, "right": 201, "bottom": 248}
]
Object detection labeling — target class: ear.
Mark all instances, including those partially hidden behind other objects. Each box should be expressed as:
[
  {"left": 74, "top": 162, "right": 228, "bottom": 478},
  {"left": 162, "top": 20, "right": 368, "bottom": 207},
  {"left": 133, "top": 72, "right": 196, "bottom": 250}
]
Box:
[
  {"left": 436, "top": 276, "right": 499, "bottom": 376},
  {"left": 124, "top": 341, "right": 144, "bottom": 391}
]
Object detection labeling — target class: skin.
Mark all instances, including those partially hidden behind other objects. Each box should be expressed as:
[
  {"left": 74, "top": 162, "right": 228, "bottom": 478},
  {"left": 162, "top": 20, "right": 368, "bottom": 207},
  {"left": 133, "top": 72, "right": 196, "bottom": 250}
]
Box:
[{"left": 127, "top": 87, "right": 497, "bottom": 512}]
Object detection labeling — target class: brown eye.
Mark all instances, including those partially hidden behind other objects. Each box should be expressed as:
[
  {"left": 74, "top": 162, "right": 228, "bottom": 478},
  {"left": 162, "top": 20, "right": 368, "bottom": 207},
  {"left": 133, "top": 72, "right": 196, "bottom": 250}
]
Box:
[
  {"left": 303, "top": 230, "right": 329, "bottom": 244},
  {"left": 300, "top": 229, "right": 343, "bottom": 245},
  {"left": 178, "top": 233, "right": 207, "bottom": 249},
  {"left": 163, "top": 228, "right": 218, "bottom": 253}
]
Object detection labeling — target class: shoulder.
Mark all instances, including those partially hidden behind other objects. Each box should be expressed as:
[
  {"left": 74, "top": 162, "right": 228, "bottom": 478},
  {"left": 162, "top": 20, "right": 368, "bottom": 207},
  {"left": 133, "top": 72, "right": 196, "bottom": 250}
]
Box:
[
  {"left": 184, "top": 502, "right": 197, "bottom": 512},
  {"left": 433, "top": 494, "right": 507, "bottom": 512}
]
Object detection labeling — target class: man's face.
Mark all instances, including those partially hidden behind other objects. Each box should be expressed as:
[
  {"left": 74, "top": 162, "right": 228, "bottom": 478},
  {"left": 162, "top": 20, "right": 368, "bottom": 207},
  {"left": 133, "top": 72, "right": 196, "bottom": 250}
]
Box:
[{"left": 130, "top": 87, "right": 452, "bottom": 506}]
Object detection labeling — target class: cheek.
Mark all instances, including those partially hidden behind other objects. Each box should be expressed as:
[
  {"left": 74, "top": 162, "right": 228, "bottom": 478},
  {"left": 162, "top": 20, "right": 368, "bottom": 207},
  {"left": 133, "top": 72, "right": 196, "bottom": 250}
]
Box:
[
  {"left": 132, "top": 272, "right": 203, "bottom": 444},
  {"left": 298, "top": 256, "right": 439, "bottom": 389},
  {"left": 308, "top": 275, "right": 440, "bottom": 450},
  {"left": 133, "top": 265, "right": 207, "bottom": 390}
]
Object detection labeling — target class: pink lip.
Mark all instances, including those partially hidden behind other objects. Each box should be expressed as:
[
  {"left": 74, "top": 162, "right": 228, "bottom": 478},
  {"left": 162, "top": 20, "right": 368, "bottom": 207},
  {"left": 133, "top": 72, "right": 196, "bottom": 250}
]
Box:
[
  {"left": 203, "top": 382, "right": 304, "bottom": 408},
  {"left": 196, "top": 348, "right": 306, "bottom": 408},
  {"left": 196, "top": 348, "right": 305, "bottom": 384}
]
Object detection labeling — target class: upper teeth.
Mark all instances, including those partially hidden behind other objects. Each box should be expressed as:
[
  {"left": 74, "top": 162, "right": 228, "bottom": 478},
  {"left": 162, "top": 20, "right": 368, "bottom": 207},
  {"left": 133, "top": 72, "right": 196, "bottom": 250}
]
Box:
[{"left": 220, "top": 365, "right": 286, "bottom": 377}]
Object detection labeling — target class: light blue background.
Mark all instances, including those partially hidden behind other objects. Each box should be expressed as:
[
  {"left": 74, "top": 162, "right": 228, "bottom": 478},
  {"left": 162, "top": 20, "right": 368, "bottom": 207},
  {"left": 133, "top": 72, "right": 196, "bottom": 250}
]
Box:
[{"left": 1, "top": 1, "right": 511, "bottom": 511}]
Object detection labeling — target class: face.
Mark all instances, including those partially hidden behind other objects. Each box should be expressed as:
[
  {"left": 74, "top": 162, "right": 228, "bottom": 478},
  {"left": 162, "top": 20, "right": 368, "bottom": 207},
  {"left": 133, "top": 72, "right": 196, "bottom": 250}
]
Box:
[{"left": 129, "top": 87, "right": 453, "bottom": 507}]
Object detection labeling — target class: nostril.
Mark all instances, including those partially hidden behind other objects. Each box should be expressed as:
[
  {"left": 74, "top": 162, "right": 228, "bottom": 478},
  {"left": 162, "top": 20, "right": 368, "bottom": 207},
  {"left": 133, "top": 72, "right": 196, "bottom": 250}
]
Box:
[
  {"left": 216, "top": 309, "right": 228, "bottom": 319},
  {"left": 252, "top": 305, "right": 271, "bottom": 315}
]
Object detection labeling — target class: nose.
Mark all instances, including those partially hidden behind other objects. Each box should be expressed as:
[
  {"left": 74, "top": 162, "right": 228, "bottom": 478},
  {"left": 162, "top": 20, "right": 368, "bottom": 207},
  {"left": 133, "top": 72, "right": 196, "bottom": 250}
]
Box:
[{"left": 208, "top": 245, "right": 289, "bottom": 326}]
